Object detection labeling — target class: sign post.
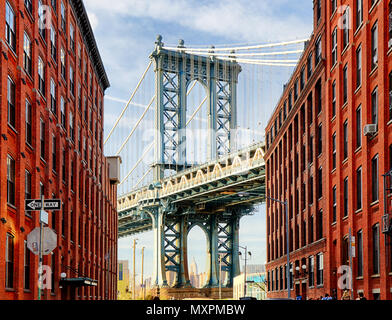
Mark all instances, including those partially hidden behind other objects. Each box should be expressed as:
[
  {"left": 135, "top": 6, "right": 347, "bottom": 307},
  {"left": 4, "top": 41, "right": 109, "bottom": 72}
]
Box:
[{"left": 25, "top": 196, "right": 61, "bottom": 300}]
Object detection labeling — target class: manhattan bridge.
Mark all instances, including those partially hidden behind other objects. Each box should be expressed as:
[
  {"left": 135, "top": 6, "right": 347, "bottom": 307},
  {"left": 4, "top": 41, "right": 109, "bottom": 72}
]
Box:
[{"left": 104, "top": 35, "right": 307, "bottom": 298}]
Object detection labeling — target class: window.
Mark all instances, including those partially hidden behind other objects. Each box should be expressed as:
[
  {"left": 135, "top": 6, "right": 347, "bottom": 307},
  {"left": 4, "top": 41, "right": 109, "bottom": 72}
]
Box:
[
  {"left": 294, "top": 80, "right": 298, "bottom": 102},
  {"left": 389, "top": 72, "right": 392, "bottom": 121},
  {"left": 62, "top": 148, "right": 66, "bottom": 183},
  {"left": 332, "top": 133, "right": 336, "bottom": 170},
  {"left": 343, "top": 64, "right": 348, "bottom": 104},
  {"left": 38, "top": 0, "right": 46, "bottom": 40},
  {"left": 70, "top": 112, "right": 74, "bottom": 142},
  {"left": 51, "top": 0, "right": 57, "bottom": 12},
  {"left": 317, "top": 125, "right": 322, "bottom": 156},
  {"left": 309, "top": 135, "right": 314, "bottom": 164},
  {"left": 316, "top": 0, "right": 321, "bottom": 22},
  {"left": 70, "top": 23, "right": 75, "bottom": 52},
  {"left": 300, "top": 67, "right": 305, "bottom": 90},
  {"left": 25, "top": 0, "right": 33, "bottom": 14},
  {"left": 307, "top": 93, "right": 313, "bottom": 124},
  {"left": 50, "top": 25, "right": 57, "bottom": 62},
  {"left": 342, "top": 8, "right": 350, "bottom": 49},
  {"left": 356, "top": 167, "right": 362, "bottom": 210},
  {"left": 389, "top": 2, "right": 392, "bottom": 48},
  {"left": 371, "top": 22, "right": 378, "bottom": 70},
  {"left": 315, "top": 36, "right": 322, "bottom": 66},
  {"left": 26, "top": 99, "right": 32, "bottom": 146},
  {"left": 71, "top": 160, "right": 74, "bottom": 192},
  {"left": 24, "top": 241, "right": 31, "bottom": 290},
  {"left": 7, "top": 76, "right": 15, "bottom": 128},
  {"left": 52, "top": 135, "right": 57, "bottom": 172},
  {"left": 342, "top": 237, "right": 350, "bottom": 265},
  {"left": 70, "top": 66, "right": 74, "bottom": 95},
  {"left": 50, "top": 79, "right": 57, "bottom": 115},
  {"left": 332, "top": 186, "right": 337, "bottom": 223},
  {"left": 309, "top": 175, "right": 314, "bottom": 205},
  {"left": 317, "top": 210, "right": 323, "bottom": 240},
  {"left": 307, "top": 52, "right": 313, "bottom": 78},
  {"left": 331, "top": 80, "right": 336, "bottom": 118},
  {"left": 5, "top": 1, "right": 16, "bottom": 51},
  {"left": 5, "top": 233, "right": 14, "bottom": 289},
  {"left": 61, "top": 1, "right": 66, "bottom": 32},
  {"left": 356, "top": 0, "right": 363, "bottom": 29},
  {"left": 343, "top": 120, "right": 348, "bottom": 160},
  {"left": 315, "top": 80, "right": 322, "bottom": 114},
  {"left": 61, "top": 48, "right": 66, "bottom": 79},
  {"left": 40, "top": 119, "right": 45, "bottom": 160},
  {"left": 331, "top": 0, "right": 337, "bottom": 15},
  {"left": 316, "top": 253, "right": 323, "bottom": 286},
  {"left": 309, "top": 256, "right": 314, "bottom": 287},
  {"left": 357, "top": 230, "right": 363, "bottom": 277},
  {"left": 23, "top": 33, "right": 32, "bottom": 75},
  {"left": 371, "top": 87, "right": 378, "bottom": 126},
  {"left": 372, "top": 155, "right": 379, "bottom": 202},
  {"left": 331, "top": 28, "right": 337, "bottom": 66},
  {"left": 372, "top": 224, "right": 380, "bottom": 275},
  {"left": 7, "top": 155, "right": 15, "bottom": 206},
  {"left": 38, "top": 57, "right": 45, "bottom": 95},
  {"left": 61, "top": 97, "right": 66, "bottom": 128},
  {"left": 356, "top": 46, "right": 362, "bottom": 88},
  {"left": 317, "top": 167, "right": 322, "bottom": 199},
  {"left": 356, "top": 106, "right": 362, "bottom": 149},
  {"left": 343, "top": 177, "right": 349, "bottom": 217},
  {"left": 25, "top": 170, "right": 32, "bottom": 200}
]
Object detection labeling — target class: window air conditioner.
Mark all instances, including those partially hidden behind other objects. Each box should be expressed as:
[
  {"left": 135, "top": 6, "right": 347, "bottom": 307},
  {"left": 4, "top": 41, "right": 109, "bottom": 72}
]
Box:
[{"left": 364, "top": 124, "right": 377, "bottom": 136}]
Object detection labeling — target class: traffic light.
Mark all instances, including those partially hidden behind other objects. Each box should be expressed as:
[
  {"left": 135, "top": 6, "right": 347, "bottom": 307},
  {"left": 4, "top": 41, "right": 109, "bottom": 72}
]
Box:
[{"left": 157, "top": 286, "right": 160, "bottom": 296}]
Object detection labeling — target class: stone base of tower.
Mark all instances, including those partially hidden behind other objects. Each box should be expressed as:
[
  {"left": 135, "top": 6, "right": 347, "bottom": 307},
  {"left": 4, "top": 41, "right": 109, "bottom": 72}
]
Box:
[{"left": 154, "top": 287, "right": 234, "bottom": 300}]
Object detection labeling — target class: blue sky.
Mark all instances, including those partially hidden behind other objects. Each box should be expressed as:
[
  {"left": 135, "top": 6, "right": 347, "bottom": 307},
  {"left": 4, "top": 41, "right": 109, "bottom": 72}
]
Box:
[{"left": 83, "top": 0, "right": 313, "bottom": 279}]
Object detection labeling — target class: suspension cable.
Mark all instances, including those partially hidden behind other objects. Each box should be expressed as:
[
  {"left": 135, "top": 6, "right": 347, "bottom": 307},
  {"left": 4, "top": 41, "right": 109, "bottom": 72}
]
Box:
[
  {"left": 119, "top": 96, "right": 208, "bottom": 186},
  {"left": 104, "top": 60, "right": 153, "bottom": 145},
  {"left": 195, "top": 49, "right": 304, "bottom": 57},
  {"left": 120, "top": 143, "right": 153, "bottom": 185},
  {"left": 163, "top": 38, "right": 309, "bottom": 52},
  {"left": 132, "top": 167, "right": 153, "bottom": 190},
  {"left": 115, "top": 95, "right": 156, "bottom": 155}
]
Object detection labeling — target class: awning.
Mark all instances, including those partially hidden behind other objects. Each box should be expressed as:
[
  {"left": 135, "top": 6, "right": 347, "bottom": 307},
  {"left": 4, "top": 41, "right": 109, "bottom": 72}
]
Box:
[{"left": 59, "top": 277, "right": 98, "bottom": 287}]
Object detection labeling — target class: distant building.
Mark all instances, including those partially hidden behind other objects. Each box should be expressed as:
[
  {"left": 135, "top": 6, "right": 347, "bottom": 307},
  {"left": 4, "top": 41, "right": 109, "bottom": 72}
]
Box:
[
  {"left": 117, "top": 261, "right": 131, "bottom": 300},
  {"left": 233, "top": 273, "right": 267, "bottom": 300},
  {"left": 244, "top": 264, "right": 265, "bottom": 274}
]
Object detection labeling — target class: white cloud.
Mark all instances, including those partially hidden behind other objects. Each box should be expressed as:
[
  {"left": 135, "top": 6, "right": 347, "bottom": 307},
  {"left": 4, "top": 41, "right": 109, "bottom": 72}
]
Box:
[{"left": 87, "top": 12, "right": 99, "bottom": 30}]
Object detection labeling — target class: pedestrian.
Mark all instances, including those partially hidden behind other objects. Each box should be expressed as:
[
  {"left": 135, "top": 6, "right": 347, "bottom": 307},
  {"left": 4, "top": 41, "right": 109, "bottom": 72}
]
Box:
[
  {"left": 341, "top": 290, "right": 351, "bottom": 300},
  {"left": 356, "top": 292, "right": 367, "bottom": 300}
]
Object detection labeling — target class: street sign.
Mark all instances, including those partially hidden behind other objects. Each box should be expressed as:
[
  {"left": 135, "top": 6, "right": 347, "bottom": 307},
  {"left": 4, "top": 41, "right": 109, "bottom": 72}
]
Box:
[
  {"left": 27, "top": 227, "right": 57, "bottom": 255},
  {"left": 350, "top": 236, "right": 356, "bottom": 258},
  {"left": 25, "top": 199, "right": 62, "bottom": 211}
]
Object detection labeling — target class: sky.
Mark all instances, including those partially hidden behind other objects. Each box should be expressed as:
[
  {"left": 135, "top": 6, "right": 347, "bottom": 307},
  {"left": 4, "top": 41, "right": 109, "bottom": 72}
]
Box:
[{"left": 83, "top": 0, "right": 314, "bottom": 280}]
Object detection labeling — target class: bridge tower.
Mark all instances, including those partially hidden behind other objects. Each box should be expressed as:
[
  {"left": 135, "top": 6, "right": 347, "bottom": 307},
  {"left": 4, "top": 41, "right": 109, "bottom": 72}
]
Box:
[
  {"left": 144, "top": 36, "right": 247, "bottom": 294},
  {"left": 151, "top": 35, "right": 242, "bottom": 181}
]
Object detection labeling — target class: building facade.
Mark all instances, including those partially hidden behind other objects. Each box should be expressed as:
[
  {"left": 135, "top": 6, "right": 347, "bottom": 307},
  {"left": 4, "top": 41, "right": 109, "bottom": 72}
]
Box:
[
  {"left": 265, "top": 0, "right": 392, "bottom": 300},
  {"left": 117, "top": 260, "right": 131, "bottom": 300},
  {"left": 0, "top": 0, "right": 119, "bottom": 300}
]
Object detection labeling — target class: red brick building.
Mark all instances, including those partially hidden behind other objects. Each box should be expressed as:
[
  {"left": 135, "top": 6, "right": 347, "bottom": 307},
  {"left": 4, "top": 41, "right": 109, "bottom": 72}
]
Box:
[
  {"left": 265, "top": 0, "right": 392, "bottom": 300},
  {"left": 0, "top": 0, "right": 119, "bottom": 300}
]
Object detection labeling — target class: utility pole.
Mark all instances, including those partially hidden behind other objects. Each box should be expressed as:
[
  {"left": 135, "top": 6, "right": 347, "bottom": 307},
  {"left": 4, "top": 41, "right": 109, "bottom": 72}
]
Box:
[
  {"left": 141, "top": 247, "right": 145, "bottom": 300},
  {"left": 132, "top": 239, "right": 138, "bottom": 300},
  {"left": 38, "top": 195, "right": 44, "bottom": 301}
]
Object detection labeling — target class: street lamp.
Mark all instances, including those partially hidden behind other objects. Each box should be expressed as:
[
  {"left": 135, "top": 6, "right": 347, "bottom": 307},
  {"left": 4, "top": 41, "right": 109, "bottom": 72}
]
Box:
[
  {"left": 266, "top": 196, "right": 290, "bottom": 299},
  {"left": 132, "top": 238, "right": 139, "bottom": 300},
  {"left": 238, "top": 245, "right": 251, "bottom": 298}
]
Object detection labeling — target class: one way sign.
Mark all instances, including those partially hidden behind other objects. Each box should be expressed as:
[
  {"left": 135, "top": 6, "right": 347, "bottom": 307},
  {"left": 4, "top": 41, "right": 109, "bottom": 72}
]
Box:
[{"left": 25, "top": 199, "right": 62, "bottom": 211}]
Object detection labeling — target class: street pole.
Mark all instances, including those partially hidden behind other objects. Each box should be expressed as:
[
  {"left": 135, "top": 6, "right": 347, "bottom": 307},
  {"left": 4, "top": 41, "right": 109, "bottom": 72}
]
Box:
[
  {"left": 244, "top": 246, "right": 247, "bottom": 297},
  {"left": 38, "top": 195, "right": 44, "bottom": 301},
  {"left": 141, "top": 247, "right": 145, "bottom": 300},
  {"left": 133, "top": 239, "right": 137, "bottom": 300},
  {"left": 349, "top": 228, "right": 354, "bottom": 300}
]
